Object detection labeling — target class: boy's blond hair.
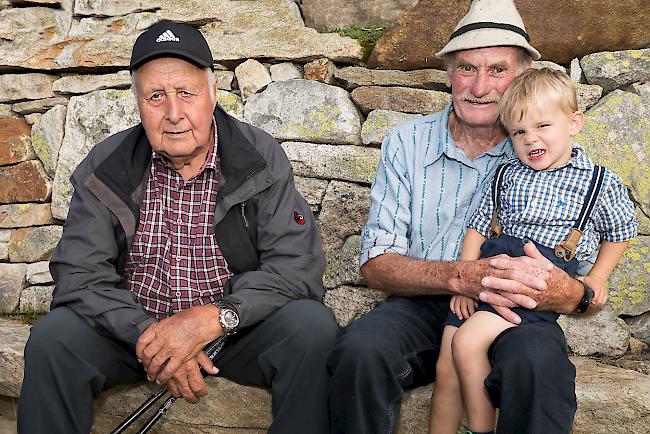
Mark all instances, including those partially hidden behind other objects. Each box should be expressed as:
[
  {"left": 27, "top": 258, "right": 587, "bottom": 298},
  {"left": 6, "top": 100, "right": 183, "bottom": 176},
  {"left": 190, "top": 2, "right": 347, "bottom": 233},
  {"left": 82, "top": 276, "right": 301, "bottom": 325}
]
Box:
[{"left": 498, "top": 68, "right": 579, "bottom": 129}]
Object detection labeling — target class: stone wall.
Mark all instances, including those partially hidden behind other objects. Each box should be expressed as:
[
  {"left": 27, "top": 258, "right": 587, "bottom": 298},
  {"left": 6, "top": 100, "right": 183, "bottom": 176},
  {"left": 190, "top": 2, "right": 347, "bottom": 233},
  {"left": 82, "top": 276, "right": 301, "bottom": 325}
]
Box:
[{"left": 0, "top": 0, "right": 649, "bottom": 432}]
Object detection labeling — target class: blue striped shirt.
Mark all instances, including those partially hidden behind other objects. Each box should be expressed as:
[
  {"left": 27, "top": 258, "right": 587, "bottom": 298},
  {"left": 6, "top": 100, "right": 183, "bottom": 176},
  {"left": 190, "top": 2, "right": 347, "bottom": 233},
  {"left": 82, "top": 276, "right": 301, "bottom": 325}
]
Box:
[
  {"left": 468, "top": 147, "right": 638, "bottom": 261},
  {"left": 360, "top": 103, "right": 514, "bottom": 266}
]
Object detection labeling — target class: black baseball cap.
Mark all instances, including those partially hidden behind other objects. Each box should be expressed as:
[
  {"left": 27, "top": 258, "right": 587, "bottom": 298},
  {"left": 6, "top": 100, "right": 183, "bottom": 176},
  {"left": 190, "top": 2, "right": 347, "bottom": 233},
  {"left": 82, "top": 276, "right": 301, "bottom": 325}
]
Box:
[{"left": 129, "top": 20, "right": 214, "bottom": 72}]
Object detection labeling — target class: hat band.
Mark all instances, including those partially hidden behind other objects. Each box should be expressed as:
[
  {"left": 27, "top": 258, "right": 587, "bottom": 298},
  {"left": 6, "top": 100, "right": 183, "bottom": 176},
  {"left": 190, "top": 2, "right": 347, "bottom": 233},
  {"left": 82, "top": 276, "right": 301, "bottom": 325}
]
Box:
[{"left": 449, "top": 21, "right": 530, "bottom": 42}]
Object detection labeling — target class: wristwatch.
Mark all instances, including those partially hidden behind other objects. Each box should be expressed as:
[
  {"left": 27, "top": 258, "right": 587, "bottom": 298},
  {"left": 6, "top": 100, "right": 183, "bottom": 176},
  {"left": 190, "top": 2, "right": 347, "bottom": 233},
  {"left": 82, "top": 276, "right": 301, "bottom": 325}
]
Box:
[
  {"left": 217, "top": 301, "right": 240, "bottom": 335},
  {"left": 574, "top": 280, "right": 594, "bottom": 314}
]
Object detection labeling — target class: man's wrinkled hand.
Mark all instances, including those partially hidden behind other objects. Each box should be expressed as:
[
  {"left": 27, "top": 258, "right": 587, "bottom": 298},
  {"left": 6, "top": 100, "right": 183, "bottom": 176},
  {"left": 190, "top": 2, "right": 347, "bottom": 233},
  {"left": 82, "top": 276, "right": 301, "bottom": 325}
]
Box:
[
  {"left": 135, "top": 304, "right": 220, "bottom": 383},
  {"left": 164, "top": 354, "right": 219, "bottom": 404},
  {"left": 480, "top": 242, "right": 582, "bottom": 315},
  {"left": 483, "top": 243, "right": 553, "bottom": 295}
]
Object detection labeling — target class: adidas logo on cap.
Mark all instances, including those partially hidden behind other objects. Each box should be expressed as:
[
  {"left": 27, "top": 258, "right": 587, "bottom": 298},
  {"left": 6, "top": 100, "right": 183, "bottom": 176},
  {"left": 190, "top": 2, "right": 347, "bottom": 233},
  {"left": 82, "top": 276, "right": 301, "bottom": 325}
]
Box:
[{"left": 156, "top": 30, "right": 180, "bottom": 43}]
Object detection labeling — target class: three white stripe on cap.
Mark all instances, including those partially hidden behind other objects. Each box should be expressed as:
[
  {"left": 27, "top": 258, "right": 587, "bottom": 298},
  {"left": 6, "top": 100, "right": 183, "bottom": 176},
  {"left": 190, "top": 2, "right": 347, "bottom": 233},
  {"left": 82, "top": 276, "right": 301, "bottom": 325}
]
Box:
[{"left": 155, "top": 30, "right": 180, "bottom": 43}]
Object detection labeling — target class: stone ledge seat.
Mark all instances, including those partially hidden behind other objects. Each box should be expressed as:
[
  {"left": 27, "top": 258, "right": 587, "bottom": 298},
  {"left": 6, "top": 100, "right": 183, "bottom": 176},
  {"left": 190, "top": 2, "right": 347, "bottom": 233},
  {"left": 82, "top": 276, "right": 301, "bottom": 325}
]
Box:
[{"left": 1, "top": 319, "right": 648, "bottom": 433}]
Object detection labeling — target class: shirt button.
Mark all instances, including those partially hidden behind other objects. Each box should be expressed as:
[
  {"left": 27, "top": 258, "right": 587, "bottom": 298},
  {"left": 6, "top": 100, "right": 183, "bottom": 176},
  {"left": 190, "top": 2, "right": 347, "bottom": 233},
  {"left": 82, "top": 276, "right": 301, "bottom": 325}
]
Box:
[
  {"left": 176, "top": 291, "right": 181, "bottom": 297},
  {"left": 177, "top": 218, "right": 182, "bottom": 224}
]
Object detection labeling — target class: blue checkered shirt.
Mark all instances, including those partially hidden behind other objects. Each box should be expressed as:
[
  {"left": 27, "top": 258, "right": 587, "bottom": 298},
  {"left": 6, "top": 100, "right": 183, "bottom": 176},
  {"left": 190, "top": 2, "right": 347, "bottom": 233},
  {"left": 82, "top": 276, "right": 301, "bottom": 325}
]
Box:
[
  {"left": 468, "top": 147, "right": 638, "bottom": 261},
  {"left": 360, "top": 103, "right": 514, "bottom": 266}
]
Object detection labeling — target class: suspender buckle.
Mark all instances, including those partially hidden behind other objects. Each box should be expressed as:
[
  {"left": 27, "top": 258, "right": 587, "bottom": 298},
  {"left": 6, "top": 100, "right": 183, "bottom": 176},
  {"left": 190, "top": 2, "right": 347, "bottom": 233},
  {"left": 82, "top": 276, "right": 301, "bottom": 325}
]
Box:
[{"left": 555, "top": 228, "right": 582, "bottom": 262}]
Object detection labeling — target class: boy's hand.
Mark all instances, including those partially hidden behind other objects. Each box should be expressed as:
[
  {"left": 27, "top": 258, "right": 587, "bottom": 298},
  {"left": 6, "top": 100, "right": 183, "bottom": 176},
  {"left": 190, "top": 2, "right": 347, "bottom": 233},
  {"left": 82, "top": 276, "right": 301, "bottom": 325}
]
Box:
[
  {"left": 577, "top": 275, "right": 608, "bottom": 309},
  {"left": 450, "top": 295, "right": 478, "bottom": 320}
]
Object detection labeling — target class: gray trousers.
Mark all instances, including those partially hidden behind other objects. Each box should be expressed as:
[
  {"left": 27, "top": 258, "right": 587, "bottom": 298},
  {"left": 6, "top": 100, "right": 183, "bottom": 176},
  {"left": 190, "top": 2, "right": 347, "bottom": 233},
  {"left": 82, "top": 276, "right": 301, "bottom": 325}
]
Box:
[{"left": 18, "top": 300, "right": 338, "bottom": 434}]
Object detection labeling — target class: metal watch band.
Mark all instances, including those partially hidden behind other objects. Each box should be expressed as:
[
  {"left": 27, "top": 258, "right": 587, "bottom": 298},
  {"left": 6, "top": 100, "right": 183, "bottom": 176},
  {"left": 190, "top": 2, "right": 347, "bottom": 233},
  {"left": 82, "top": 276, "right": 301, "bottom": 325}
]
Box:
[{"left": 217, "top": 301, "right": 239, "bottom": 335}]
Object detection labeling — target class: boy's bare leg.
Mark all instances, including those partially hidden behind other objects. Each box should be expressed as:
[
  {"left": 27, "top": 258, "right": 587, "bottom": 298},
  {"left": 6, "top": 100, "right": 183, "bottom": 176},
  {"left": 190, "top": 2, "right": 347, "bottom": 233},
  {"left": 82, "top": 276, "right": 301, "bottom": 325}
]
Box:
[
  {"left": 452, "top": 311, "right": 516, "bottom": 432},
  {"left": 429, "top": 326, "right": 463, "bottom": 434}
]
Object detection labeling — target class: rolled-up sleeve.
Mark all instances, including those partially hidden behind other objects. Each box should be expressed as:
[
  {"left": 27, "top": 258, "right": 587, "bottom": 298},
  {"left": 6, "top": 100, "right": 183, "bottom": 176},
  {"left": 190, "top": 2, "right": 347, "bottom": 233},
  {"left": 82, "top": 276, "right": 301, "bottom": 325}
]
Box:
[
  {"left": 595, "top": 172, "right": 638, "bottom": 242},
  {"left": 360, "top": 129, "right": 413, "bottom": 267}
]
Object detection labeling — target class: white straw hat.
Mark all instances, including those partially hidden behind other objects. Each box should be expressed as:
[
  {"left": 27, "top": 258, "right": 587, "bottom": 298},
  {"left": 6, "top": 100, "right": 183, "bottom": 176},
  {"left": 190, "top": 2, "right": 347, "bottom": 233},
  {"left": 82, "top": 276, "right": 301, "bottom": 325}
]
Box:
[{"left": 435, "top": 0, "right": 540, "bottom": 60}]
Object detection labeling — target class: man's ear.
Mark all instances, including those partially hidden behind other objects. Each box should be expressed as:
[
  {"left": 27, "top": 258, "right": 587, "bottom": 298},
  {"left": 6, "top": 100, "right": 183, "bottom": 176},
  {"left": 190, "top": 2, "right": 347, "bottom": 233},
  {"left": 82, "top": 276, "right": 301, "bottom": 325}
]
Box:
[
  {"left": 569, "top": 111, "right": 584, "bottom": 136},
  {"left": 212, "top": 79, "right": 219, "bottom": 103}
]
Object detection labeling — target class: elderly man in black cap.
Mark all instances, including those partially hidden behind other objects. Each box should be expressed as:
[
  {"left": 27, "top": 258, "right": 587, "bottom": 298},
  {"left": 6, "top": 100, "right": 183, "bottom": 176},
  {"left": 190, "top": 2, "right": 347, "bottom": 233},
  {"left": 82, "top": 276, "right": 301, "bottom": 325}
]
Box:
[
  {"left": 328, "top": 1, "right": 587, "bottom": 433},
  {"left": 18, "top": 20, "right": 337, "bottom": 434}
]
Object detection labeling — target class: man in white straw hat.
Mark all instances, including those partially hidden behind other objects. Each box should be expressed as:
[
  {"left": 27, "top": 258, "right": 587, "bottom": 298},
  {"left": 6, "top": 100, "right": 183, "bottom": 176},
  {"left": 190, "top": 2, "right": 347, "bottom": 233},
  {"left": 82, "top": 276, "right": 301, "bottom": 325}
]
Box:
[{"left": 328, "top": 1, "right": 584, "bottom": 432}]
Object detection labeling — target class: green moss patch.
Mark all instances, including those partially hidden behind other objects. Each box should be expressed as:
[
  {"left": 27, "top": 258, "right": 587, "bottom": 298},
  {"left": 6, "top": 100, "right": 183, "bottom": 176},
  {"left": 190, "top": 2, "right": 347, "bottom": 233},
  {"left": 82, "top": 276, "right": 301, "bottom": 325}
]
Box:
[{"left": 334, "top": 24, "right": 390, "bottom": 63}]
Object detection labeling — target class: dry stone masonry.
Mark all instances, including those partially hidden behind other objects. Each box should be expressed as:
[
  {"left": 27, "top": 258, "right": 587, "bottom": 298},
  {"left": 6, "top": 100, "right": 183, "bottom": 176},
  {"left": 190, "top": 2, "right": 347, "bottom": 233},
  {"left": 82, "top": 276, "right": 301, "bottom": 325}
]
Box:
[{"left": 0, "top": 0, "right": 648, "bottom": 432}]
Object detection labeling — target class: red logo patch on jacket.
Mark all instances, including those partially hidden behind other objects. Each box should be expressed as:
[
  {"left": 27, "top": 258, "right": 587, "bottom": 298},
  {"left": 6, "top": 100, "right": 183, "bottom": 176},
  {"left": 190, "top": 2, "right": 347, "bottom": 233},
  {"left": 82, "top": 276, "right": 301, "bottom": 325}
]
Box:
[{"left": 294, "top": 211, "right": 305, "bottom": 225}]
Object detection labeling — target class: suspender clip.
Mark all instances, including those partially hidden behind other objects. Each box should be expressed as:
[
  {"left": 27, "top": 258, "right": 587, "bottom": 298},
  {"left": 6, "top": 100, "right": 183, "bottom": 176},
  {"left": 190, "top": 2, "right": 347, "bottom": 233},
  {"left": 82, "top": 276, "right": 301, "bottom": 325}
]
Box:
[
  {"left": 555, "top": 228, "right": 582, "bottom": 262},
  {"left": 488, "top": 211, "right": 502, "bottom": 239}
]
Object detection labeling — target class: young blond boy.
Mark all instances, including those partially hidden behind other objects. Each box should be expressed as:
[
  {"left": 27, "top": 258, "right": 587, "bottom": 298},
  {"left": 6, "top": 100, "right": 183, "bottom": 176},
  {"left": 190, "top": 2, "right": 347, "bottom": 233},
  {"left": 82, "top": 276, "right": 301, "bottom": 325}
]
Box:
[{"left": 429, "top": 68, "right": 638, "bottom": 434}]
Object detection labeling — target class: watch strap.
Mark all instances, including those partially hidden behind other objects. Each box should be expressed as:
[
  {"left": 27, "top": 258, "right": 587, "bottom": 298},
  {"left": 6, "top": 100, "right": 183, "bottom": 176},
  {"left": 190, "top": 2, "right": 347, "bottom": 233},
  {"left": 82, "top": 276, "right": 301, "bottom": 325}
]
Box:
[{"left": 574, "top": 280, "right": 594, "bottom": 314}]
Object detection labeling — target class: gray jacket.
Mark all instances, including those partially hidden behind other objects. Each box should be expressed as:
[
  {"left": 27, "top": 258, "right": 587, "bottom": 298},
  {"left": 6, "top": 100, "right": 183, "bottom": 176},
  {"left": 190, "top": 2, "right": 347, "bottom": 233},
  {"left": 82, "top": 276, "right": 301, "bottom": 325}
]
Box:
[{"left": 50, "top": 105, "right": 326, "bottom": 348}]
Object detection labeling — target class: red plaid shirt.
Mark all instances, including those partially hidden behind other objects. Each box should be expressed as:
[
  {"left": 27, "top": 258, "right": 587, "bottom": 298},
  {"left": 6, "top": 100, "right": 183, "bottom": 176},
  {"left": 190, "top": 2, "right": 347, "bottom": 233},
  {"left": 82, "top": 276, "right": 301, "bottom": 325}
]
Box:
[{"left": 125, "top": 124, "right": 233, "bottom": 319}]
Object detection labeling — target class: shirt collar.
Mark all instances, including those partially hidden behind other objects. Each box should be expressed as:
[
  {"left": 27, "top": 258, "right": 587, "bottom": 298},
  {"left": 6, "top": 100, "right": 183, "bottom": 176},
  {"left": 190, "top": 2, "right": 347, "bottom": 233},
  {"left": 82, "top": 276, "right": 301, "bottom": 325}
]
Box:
[
  {"left": 202, "top": 117, "right": 219, "bottom": 172},
  {"left": 566, "top": 144, "right": 593, "bottom": 170}
]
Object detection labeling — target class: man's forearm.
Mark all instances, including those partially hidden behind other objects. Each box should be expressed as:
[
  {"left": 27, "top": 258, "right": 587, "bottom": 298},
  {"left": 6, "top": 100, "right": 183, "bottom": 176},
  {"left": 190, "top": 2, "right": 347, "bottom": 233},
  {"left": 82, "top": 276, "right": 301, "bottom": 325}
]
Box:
[{"left": 361, "top": 253, "right": 491, "bottom": 298}]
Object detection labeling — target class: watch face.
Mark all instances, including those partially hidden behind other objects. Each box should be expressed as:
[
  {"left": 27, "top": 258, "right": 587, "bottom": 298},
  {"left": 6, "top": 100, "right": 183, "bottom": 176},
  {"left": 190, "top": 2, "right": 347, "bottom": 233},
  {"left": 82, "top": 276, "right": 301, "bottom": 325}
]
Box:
[{"left": 222, "top": 309, "right": 239, "bottom": 329}]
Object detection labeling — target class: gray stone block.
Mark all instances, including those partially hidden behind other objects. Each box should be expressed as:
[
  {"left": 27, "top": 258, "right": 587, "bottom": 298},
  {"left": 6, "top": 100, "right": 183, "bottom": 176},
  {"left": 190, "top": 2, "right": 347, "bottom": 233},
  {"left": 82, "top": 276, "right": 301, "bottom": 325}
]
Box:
[
  {"left": 323, "top": 285, "right": 385, "bottom": 327},
  {"left": 245, "top": 80, "right": 361, "bottom": 145},
  {"left": 317, "top": 181, "right": 371, "bottom": 249},
  {"left": 294, "top": 176, "right": 328, "bottom": 212},
  {"left": 0, "top": 74, "right": 56, "bottom": 103},
  {"left": 558, "top": 306, "right": 630, "bottom": 356},
  {"left": 19, "top": 285, "right": 53, "bottom": 313},
  {"left": 323, "top": 235, "right": 364, "bottom": 290},
  {"left": 581, "top": 49, "right": 650, "bottom": 92},
  {"left": 0, "top": 319, "right": 29, "bottom": 396},
  {"left": 0, "top": 264, "right": 27, "bottom": 313},
  {"left": 269, "top": 62, "right": 302, "bottom": 82},
  {"left": 625, "top": 311, "right": 650, "bottom": 344},
  {"left": 26, "top": 261, "right": 53, "bottom": 285},
  {"left": 8, "top": 226, "right": 62, "bottom": 263},
  {"left": 282, "top": 142, "right": 380, "bottom": 185}
]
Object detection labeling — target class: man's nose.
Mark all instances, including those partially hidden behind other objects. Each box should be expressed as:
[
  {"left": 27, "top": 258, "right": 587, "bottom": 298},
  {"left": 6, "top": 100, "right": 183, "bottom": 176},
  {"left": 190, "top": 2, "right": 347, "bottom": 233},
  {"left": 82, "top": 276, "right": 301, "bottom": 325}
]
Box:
[
  {"left": 470, "top": 70, "right": 490, "bottom": 97},
  {"left": 164, "top": 94, "right": 183, "bottom": 123}
]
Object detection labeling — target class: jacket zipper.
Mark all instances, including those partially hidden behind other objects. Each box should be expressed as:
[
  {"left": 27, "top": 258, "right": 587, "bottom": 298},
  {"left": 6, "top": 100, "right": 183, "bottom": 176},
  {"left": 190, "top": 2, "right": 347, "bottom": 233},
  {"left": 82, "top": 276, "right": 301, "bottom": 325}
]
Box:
[{"left": 240, "top": 202, "right": 249, "bottom": 230}]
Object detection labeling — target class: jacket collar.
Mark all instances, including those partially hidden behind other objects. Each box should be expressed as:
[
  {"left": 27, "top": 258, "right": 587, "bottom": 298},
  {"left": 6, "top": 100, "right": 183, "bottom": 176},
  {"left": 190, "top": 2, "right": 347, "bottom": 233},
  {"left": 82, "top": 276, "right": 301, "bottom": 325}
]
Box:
[{"left": 212, "top": 105, "right": 267, "bottom": 198}]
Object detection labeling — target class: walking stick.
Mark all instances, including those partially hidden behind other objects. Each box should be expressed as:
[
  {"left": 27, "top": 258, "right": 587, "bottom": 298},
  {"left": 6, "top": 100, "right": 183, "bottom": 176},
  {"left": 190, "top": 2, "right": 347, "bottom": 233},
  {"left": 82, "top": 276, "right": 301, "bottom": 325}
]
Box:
[{"left": 111, "top": 336, "right": 226, "bottom": 434}]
